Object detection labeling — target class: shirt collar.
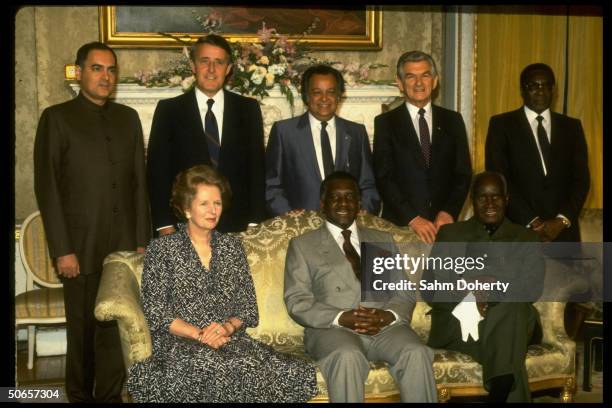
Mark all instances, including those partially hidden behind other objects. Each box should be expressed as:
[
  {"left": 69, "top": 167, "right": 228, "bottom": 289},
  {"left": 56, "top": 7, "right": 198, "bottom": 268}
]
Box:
[
  {"left": 76, "top": 91, "right": 110, "bottom": 112},
  {"left": 195, "top": 86, "right": 225, "bottom": 109},
  {"left": 523, "top": 105, "right": 551, "bottom": 124},
  {"left": 326, "top": 219, "right": 358, "bottom": 241},
  {"left": 405, "top": 101, "right": 432, "bottom": 119},
  {"left": 308, "top": 112, "right": 336, "bottom": 131}
]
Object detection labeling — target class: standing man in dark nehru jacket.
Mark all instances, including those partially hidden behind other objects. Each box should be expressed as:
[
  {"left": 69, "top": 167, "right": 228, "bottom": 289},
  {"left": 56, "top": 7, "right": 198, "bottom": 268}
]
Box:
[
  {"left": 265, "top": 64, "right": 379, "bottom": 216},
  {"left": 34, "top": 42, "right": 151, "bottom": 402},
  {"left": 147, "top": 34, "right": 266, "bottom": 234},
  {"left": 485, "top": 63, "right": 590, "bottom": 242},
  {"left": 373, "top": 50, "right": 472, "bottom": 244}
]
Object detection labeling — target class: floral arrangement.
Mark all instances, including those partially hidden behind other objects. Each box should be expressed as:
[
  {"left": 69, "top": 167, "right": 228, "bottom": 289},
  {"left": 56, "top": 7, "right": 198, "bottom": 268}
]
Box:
[{"left": 121, "top": 11, "right": 389, "bottom": 108}]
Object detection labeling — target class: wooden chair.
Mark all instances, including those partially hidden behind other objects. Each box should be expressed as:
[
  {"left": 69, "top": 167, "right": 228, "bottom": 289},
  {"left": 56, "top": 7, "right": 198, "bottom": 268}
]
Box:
[{"left": 15, "top": 211, "right": 66, "bottom": 369}]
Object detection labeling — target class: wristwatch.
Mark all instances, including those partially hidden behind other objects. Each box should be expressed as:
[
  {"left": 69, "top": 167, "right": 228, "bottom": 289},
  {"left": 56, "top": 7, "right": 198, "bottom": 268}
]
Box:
[{"left": 559, "top": 217, "right": 571, "bottom": 228}]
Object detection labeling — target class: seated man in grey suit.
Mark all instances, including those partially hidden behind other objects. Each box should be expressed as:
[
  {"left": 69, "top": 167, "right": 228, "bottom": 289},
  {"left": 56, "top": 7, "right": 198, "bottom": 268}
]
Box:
[
  {"left": 265, "top": 65, "right": 380, "bottom": 217},
  {"left": 284, "top": 171, "right": 437, "bottom": 402}
]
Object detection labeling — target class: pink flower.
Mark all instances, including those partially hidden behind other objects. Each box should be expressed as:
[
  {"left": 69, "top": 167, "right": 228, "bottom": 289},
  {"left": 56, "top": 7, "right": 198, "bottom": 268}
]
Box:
[{"left": 257, "top": 22, "right": 277, "bottom": 43}]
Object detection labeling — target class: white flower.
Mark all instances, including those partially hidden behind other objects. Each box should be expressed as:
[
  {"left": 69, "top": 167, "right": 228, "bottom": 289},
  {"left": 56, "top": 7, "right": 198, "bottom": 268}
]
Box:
[
  {"left": 258, "top": 56, "right": 270, "bottom": 65},
  {"left": 168, "top": 75, "right": 182, "bottom": 86},
  {"left": 332, "top": 63, "right": 344, "bottom": 72},
  {"left": 251, "top": 71, "right": 265, "bottom": 85},
  {"left": 279, "top": 55, "right": 287, "bottom": 63},
  {"left": 257, "top": 66, "right": 268, "bottom": 76},
  {"left": 344, "top": 73, "right": 356, "bottom": 86},
  {"left": 181, "top": 76, "right": 195, "bottom": 90},
  {"left": 268, "top": 64, "right": 286, "bottom": 76},
  {"left": 265, "top": 72, "right": 275, "bottom": 87}
]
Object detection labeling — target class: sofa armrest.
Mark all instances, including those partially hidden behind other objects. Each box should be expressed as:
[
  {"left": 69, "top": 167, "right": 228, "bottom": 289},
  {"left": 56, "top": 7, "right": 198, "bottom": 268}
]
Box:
[
  {"left": 534, "top": 301, "right": 575, "bottom": 358},
  {"left": 95, "top": 251, "right": 151, "bottom": 370}
]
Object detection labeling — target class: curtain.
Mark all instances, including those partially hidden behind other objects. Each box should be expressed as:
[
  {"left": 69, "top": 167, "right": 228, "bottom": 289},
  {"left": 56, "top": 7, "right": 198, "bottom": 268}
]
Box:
[{"left": 474, "top": 9, "right": 602, "bottom": 208}]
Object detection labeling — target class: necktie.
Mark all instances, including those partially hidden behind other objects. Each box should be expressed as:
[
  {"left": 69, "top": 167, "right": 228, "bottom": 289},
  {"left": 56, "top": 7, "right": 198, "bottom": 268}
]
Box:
[
  {"left": 536, "top": 115, "right": 551, "bottom": 173},
  {"left": 320, "top": 121, "right": 334, "bottom": 177},
  {"left": 418, "top": 108, "right": 431, "bottom": 167},
  {"left": 341, "top": 229, "right": 361, "bottom": 280},
  {"left": 205, "top": 98, "right": 220, "bottom": 167}
]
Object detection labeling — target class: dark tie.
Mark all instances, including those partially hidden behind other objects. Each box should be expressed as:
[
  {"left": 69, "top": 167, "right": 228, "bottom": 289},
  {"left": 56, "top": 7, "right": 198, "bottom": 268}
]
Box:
[
  {"left": 341, "top": 229, "right": 361, "bottom": 280},
  {"left": 536, "top": 115, "right": 551, "bottom": 173},
  {"left": 204, "top": 98, "right": 220, "bottom": 167},
  {"left": 320, "top": 121, "right": 334, "bottom": 177},
  {"left": 418, "top": 108, "right": 431, "bottom": 167}
]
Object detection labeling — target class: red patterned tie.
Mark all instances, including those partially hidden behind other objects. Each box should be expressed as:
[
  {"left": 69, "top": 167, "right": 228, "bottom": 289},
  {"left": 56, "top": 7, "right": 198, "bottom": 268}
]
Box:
[
  {"left": 418, "top": 108, "right": 431, "bottom": 167},
  {"left": 341, "top": 229, "right": 361, "bottom": 280}
]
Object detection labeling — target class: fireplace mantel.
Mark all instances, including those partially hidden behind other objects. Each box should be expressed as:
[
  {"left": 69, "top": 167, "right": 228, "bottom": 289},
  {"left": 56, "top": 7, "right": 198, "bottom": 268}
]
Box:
[{"left": 69, "top": 83, "right": 400, "bottom": 149}]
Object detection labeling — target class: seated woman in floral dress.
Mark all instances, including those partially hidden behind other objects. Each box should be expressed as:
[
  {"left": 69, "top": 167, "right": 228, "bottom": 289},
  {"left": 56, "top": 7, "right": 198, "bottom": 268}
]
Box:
[{"left": 127, "top": 165, "right": 318, "bottom": 402}]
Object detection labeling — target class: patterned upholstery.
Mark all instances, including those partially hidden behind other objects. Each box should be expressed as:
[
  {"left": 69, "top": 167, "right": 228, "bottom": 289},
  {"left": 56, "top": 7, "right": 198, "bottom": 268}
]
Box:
[{"left": 95, "top": 210, "right": 576, "bottom": 401}]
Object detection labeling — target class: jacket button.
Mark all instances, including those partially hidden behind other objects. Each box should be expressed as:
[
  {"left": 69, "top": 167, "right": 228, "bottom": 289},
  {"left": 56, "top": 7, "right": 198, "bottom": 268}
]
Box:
[
  {"left": 113, "top": 206, "right": 118, "bottom": 214},
  {"left": 335, "top": 286, "right": 341, "bottom": 292},
  {"left": 112, "top": 182, "right": 117, "bottom": 189}
]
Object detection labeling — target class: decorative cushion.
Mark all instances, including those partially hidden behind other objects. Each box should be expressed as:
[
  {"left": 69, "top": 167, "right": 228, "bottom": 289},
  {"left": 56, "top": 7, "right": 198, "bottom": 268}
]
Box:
[{"left": 15, "top": 287, "right": 65, "bottom": 319}]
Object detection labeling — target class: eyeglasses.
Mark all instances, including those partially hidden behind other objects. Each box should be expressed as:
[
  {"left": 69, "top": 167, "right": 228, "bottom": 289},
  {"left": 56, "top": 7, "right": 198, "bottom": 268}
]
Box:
[{"left": 524, "top": 82, "right": 553, "bottom": 92}]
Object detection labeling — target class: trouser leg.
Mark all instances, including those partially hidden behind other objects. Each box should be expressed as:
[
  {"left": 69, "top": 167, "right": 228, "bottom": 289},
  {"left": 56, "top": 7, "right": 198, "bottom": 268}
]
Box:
[
  {"left": 62, "top": 274, "right": 96, "bottom": 402},
  {"left": 367, "top": 324, "right": 438, "bottom": 402},
  {"left": 305, "top": 328, "right": 369, "bottom": 402}
]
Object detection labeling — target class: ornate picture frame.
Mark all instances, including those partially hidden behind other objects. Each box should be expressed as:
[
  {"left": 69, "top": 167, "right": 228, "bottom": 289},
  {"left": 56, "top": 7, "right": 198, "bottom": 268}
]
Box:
[{"left": 99, "top": 6, "right": 382, "bottom": 50}]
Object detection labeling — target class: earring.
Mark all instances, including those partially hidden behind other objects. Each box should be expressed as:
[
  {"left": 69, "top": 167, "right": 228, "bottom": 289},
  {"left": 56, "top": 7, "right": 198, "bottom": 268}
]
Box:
[{"left": 185, "top": 212, "right": 191, "bottom": 219}]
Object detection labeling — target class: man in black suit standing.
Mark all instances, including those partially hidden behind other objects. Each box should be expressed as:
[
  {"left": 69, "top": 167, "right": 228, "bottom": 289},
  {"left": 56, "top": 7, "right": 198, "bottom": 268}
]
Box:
[
  {"left": 485, "top": 63, "right": 590, "bottom": 242},
  {"left": 147, "top": 34, "right": 266, "bottom": 234},
  {"left": 373, "top": 50, "right": 472, "bottom": 243}
]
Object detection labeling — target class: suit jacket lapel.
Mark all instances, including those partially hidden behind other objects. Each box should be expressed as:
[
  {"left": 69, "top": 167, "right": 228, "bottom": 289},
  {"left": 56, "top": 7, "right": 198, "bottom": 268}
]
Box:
[
  {"left": 548, "top": 112, "right": 562, "bottom": 174},
  {"left": 296, "top": 113, "right": 324, "bottom": 181},
  {"left": 185, "top": 89, "right": 211, "bottom": 160},
  {"left": 319, "top": 226, "right": 360, "bottom": 289},
  {"left": 334, "top": 116, "right": 350, "bottom": 172},
  {"left": 219, "top": 90, "right": 238, "bottom": 161},
  {"left": 430, "top": 105, "right": 443, "bottom": 166},
  {"left": 396, "top": 104, "right": 427, "bottom": 168}
]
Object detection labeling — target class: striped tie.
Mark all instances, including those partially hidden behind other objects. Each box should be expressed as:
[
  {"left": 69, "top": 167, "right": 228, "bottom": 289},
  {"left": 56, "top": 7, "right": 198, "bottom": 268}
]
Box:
[{"left": 205, "top": 98, "right": 220, "bottom": 167}]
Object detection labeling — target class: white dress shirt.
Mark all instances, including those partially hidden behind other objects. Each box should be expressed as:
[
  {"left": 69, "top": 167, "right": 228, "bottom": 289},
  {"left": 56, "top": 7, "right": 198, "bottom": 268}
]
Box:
[
  {"left": 195, "top": 87, "right": 225, "bottom": 143},
  {"left": 309, "top": 113, "right": 337, "bottom": 178},
  {"left": 406, "top": 101, "right": 433, "bottom": 145},
  {"left": 325, "top": 220, "right": 399, "bottom": 328}
]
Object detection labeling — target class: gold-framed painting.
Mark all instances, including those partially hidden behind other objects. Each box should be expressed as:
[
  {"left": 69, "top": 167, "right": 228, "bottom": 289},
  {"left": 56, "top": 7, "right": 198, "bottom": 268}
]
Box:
[{"left": 99, "top": 6, "right": 382, "bottom": 50}]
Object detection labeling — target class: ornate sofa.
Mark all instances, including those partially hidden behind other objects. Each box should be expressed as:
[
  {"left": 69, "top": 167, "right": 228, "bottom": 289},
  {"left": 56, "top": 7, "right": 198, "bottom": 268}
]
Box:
[{"left": 95, "top": 211, "right": 577, "bottom": 402}]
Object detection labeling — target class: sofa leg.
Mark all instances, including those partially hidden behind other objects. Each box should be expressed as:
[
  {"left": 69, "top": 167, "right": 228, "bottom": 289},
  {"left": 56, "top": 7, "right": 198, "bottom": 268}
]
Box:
[
  {"left": 437, "top": 387, "right": 450, "bottom": 403},
  {"left": 560, "top": 377, "right": 576, "bottom": 403}
]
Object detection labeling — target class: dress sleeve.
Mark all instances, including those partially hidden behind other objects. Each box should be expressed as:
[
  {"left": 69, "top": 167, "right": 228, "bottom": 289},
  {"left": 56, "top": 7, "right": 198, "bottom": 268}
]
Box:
[
  {"left": 230, "top": 237, "right": 259, "bottom": 329},
  {"left": 141, "top": 239, "right": 176, "bottom": 334}
]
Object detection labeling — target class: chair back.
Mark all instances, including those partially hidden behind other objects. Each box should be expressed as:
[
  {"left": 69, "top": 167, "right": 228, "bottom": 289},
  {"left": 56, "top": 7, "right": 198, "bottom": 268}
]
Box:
[{"left": 19, "top": 211, "right": 62, "bottom": 288}]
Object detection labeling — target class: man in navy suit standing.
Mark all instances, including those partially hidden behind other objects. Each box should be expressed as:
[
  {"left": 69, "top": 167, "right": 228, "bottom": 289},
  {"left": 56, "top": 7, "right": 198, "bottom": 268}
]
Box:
[
  {"left": 147, "top": 34, "right": 266, "bottom": 234},
  {"left": 373, "top": 50, "right": 472, "bottom": 243},
  {"left": 265, "top": 64, "right": 380, "bottom": 216},
  {"left": 485, "top": 63, "right": 590, "bottom": 242}
]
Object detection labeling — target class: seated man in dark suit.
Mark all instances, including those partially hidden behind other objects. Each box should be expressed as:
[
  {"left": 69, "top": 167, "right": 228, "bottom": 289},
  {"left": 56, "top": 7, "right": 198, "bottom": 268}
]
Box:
[
  {"left": 265, "top": 65, "right": 380, "bottom": 216},
  {"left": 422, "top": 171, "right": 544, "bottom": 402},
  {"left": 485, "top": 63, "right": 590, "bottom": 243}
]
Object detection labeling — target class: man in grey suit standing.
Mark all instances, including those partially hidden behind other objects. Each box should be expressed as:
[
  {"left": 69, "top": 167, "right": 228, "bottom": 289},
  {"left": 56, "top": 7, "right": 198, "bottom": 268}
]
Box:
[
  {"left": 265, "top": 65, "right": 380, "bottom": 216},
  {"left": 283, "top": 171, "right": 437, "bottom": 402}
]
